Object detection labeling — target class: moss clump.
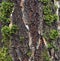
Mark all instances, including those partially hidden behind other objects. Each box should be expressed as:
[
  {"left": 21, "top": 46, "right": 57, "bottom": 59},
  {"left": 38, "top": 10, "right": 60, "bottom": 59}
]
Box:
[
  {"left": 1, "top": 26, "right": 10, "bottom": 37},
  {"left": 44, "top": 14, "right": 58, "bottom": 26},
  {"left": 1, "top": 24, "right": 19, "bottom": 40},
  {"left": 0, "top": 47, "right": 12, "bottom": 61},
  {"left": 49, "top": 29, "right": 58, "bottom": 40},
  {"left": 10, "top": 25, "right": 19, "bottom": 35},
  {"left": 0, "top": 2, "right": 14, "bottom": 24},
  {"left": 38, "top": 0, "right": 49, "bottom": 4},
  {"left": 43, "top": 5, "right": 52, "bottom": 15}
]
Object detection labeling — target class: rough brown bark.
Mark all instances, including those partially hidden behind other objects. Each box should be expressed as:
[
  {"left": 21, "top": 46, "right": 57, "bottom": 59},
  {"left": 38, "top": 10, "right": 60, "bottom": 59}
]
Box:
[
  {"left": 24, "top": 0, "right": 45, "bottom": 61},
  {"left": 9, "top": 0, "right": 29, "bottom": 61}
]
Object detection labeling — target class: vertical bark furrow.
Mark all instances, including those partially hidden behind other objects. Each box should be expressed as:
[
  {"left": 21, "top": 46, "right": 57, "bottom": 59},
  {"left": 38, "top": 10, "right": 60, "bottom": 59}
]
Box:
[
  {"left": 24, "top": 0, "right": 42, "bottom": 61},
  {"left": 9, "top": 0, "right": 29, "bottom": 61},
  {"left": 24, "top": 0, "right": 39, "bottom": 48}
]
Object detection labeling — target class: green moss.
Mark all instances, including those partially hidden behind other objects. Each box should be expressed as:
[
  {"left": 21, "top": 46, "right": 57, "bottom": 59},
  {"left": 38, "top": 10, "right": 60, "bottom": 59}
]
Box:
[
  {"left": 49, "top": 29, "right": 58, "bottom": 40},
  {"left": 42, "top": 0, "right": 58, "bottom": 26},
  {"left": 42, "top": 49, "right": 50, "bottom": 61},
  {"left": 10, "top": 25, "right": 19, "bottom": 35},
  {"left": 38, "top": 0, "right": 50, "bottom": 4},
  {"left": 43, "top": 5, "right": 52, "bottom": 15},
  {"left": 27, "top": 50, "right": 32, "bottom": 57},
  {"left": 1, "top": 26, "right": 10, "bottom": 37},
  {"left": 0, "top": 16, "right": 10, "bottom": 25},
  {"left": 0, "top": 2, "right": 14, "bottom": 17},
  {"left": 1, "top": 24, "right": 19, "bottom": 40},
  {"left": 0, "top": 2, "right": 14, "bottom": 24},
  {"left": 44, "top": 14, "right": 58, "bottom": 26},
  {"left": 47, "top": 43, "right": 53, "bottom": 49},
  {"left": 0, "top": 47, "right": 12, "bottom": 61}
]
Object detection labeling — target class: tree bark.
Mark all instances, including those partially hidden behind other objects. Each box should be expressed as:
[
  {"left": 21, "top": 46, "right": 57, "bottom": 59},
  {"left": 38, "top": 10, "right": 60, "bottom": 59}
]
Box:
[
  {"left": 9, "top": 0, "right": 29, "bottom": 61},
  {"left": 8, "top": 0, "right": 60, "bottom": 61}
]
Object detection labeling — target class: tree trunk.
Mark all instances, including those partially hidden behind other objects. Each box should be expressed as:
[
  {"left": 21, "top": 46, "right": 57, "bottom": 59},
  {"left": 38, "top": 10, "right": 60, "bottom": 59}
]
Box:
[{"left": 4, "top": 0, "right": 60, "bottom": 61}]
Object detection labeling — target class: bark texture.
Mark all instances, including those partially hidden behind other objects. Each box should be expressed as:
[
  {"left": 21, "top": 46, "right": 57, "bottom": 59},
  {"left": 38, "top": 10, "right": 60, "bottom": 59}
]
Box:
[
  {"left": 9, "top": 0, "right": 29, "bottom": 61},
  {"left": 0, "top": 0, "right": 60, "bottom": 61}
]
